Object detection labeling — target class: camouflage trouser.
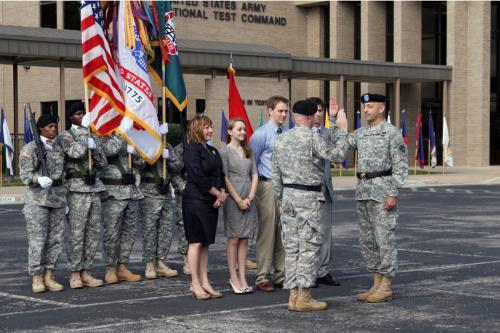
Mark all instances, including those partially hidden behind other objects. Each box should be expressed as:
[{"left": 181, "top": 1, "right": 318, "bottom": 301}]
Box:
[
  {"left": 174, "top": 195, "right": 188, "bottom": 256},
  {"left": 280, "top": 197, "right": 324, "bottom": 289},
  {"left": 101, "top": 197, "right": 139, "bottom": 267},
  {"left": 23, "top": 204, "right": 65, "bottom": 276},
  {"left": 139, "top": 196, "right": 175, "bottom": 262},
  {"left": 357, "top": 200, "right": 398, "bottom": 278},
  {"left": 67, "top": 192, "right": 102, "bottom": 272}
]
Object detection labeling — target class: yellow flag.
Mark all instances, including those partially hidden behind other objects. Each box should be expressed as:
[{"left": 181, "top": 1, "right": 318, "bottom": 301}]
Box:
[{"left": 324, "top": 109, "right": 331, "bottom": 129}]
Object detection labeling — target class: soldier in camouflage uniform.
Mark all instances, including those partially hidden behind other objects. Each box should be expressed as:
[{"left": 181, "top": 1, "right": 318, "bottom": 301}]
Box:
[
  {"left": 60, "top": 102, "right": 107, "bottom": 289},
  {"left": 344, "top": 93, "right": 408, "bottom": 303},
  {"left": 20, "top": 113, "right": 66, "bottom": 293},
  {"left": 272, "top": 100, "right": 348, "bottom": 312},
  {"left": 171, "top": 142, "right": 190, "bottom": 275},
  {"left": 140, "top": 135, "right": 184, "bottom": 279},
  {"left": 99, "top": 132, "right": 145, "bottom": 283}
]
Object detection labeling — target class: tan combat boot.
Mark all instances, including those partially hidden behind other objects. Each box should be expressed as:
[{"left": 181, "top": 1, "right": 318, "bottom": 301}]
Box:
[
  {"left": 81, "top": 270, "right": 104, "bottom": 287},
  {"left": 287, "top": 288, "right": 298, "bottom": 311},
  {"left": 43, "top": 269, "right": 64, "bottom": 292},
  {"left": 366, "top": 275, "right": 393, "bottom": 303},
  {"left": 32, "top": 274, "right": 46, "bottom": 293},
  {"left": 245, "top": 259, "right": 257, "bottom": 270},
  {"left": 156, "top": 260, "right": 178, "bottom": 278},
  {"left": 183, "top": 255, "right": 191, "bottom": 275},
  {"left": 145, "top": 261, "right": 157, "bottom": 279},
  {"left": 117, "top": 264, "right": 142, "bottom": 282},
  {"left": 70, "top": 271, "right": 83, "bottom": 289},
  {"left": 295, "top": 288, "right": 327, "bottom": 312},
  {"left": 356, "top": 272, "right": 382, "bottom": 301},
  {"left": 105, "top": 266, "right": 118, "bottom": 284}
]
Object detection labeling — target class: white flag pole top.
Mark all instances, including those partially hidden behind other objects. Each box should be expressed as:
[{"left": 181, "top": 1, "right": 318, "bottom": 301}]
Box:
[{"left": 115, "top": 2, "right": 162, "bottom": 164}]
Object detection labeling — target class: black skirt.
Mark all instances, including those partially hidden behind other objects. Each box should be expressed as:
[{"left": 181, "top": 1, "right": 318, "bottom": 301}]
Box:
[{"left": 182, "top": 193, "right": 218, "bottom": 245}]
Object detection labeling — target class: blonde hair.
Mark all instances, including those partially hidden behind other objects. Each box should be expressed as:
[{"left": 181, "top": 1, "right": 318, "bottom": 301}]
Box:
[
  {"left": 226, "top": 118, "right": 251, "bottom": 158},
  {"left": 187, "top": 114, "right": 212, "bottom": 145}
]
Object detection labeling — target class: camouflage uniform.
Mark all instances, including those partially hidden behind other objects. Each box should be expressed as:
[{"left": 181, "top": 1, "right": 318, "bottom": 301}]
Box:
[
  {"left": 98, "top": 133, "right": 145, "bottom": 267},
  {"left": 171, "top": 143, "right": 188, "bottom": 256},
  {"left": 20, "top": 139, "right": 66, "bottom": 276},
  {"left": 272, "top": 125, "right": 347, "bottom": 289},
  {"left": 139, "top": 143, "right": 183, "bottom": 262},
  {"left": 60, "top": 126, "right": 107, "bottom": 272},
  {"left": 346, "top": 121, "right": 408, "bottom": 278}
]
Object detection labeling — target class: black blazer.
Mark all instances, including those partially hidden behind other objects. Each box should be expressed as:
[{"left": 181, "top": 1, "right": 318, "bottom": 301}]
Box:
[{"left": 183, "top": 142, "right": 225, "bottom": 201}]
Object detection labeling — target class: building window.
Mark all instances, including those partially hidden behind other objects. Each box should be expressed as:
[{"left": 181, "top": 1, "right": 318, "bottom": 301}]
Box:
[
  {"left": 386, "top": 1, "right": 394, "bottom": 62},
  {"left": 40, "top": 1, "right": 57, "bottom": 29},
  {"left": 196, "top": 99, "right": 206, "bottom": 114},
  {"left": 41, "top": 101, "right": 58, "bottom": 116},
  {"left": 64, "top": 1, "right": 81, "bottom": 30},
  {"left": 157, "top": 98, "right": 187, "bottom": 124},
  {"left": 491, "top": 3, "right": 500, "bottom": 165},
  {"left": 354, "top": 1, "right": 361, "bottom": 60},
  {"left": 421, "top": 1, "right": 447, "bottom": 65}
]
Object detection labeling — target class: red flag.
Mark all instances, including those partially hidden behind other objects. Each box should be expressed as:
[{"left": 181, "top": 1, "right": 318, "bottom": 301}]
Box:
[
  {"left": 415, "top": 111, "right": 425, "bottom": 169},
  {"left": 228, "top": 66, "right": 253, "bottom": 139}
]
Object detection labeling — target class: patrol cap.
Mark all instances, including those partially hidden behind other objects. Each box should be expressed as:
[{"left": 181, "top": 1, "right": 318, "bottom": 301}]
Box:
[
  {"left": 292, "top": 100, "right": 317, "bottom": 116},
  {"left": 68, "top": 101, "right": 85, "bottom": 117},
  {"left": 360, "top": 93, "right": 386, "bottom": 104},
  {"left": 37, "top": 113, "right": 59, "bottom": 129}
]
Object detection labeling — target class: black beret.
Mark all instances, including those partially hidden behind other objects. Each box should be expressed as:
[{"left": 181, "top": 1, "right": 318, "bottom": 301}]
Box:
[
  {"left": 360, "top": 93, "right": 386, "bottom": 104},
  {"left": 37, "top": 113, "right": 59, "bottom": 129},
  {"left": 292, "top": 100, "right": 317, "bottom": 116},
  {"left": 68, "top": 102, "right": 85, "bottom": 117}
]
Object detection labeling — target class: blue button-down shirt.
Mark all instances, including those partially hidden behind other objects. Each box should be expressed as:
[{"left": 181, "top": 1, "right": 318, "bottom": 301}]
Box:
[{"left": 249, "top": 121, "right": 287, "bottom": 179}]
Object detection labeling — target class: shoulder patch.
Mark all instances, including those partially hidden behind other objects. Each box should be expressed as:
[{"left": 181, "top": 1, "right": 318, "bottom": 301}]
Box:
[{"left": 22, "top": 150, "right": 31, "bottom": 158}]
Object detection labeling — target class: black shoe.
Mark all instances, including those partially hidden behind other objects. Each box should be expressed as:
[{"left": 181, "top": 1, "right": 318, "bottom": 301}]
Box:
[
  {"left": 316, "top": 273, "right": 340, "bottom": 286},
  {"left": 311, "top": 282, "right": 319, "bottom": 288},
  {"left": 272, "top": 281, "right": 284, "bottom": 289}
]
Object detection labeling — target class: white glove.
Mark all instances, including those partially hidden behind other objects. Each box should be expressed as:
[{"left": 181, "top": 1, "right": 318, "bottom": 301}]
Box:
[
  {"left": 81, "top": 112, "right": 92, "bottom": 128},
  {"left": 65, "top": 206, "right": 69, "bottom": 215},
  {"left": 38, "top": 176, "right": 53, "bottom": 189},
  {"left": 87, "top": 137, "right": 96, "bottom": 150},
  {"left": 119, "top": 116, "right": 134, "bottom": 132},
  {"left": 162, "top": 148, "right": 170, "bottom": 159},
  {"left": 127, "top": 144, "right": 136, "bottom": 155},
  {"left": 159, "top": 123, "right": 169, "bottom": 135}
]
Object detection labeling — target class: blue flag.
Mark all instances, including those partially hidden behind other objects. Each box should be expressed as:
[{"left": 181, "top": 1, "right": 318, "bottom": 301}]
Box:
[
  {"left": 401, "top": 109, "right": 408, "bottom": 144},
  {"left": 289, "top": 114, "right": 295, "bottom": 129},
  {"left": 221, "top": 111, "right": 228, "bottom": 142},
  {"left": 23, "top": 109, "right": 33, "bottom": 144}
]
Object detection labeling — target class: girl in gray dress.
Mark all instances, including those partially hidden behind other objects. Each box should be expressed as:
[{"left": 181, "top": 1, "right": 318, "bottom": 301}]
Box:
[{"left": 219, "top": 118, "right": 258, "bottom": 294}]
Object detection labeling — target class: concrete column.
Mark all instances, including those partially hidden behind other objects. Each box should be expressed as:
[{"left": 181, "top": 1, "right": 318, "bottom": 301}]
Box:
[
  {"left": 13, "top": 63, "right": 19, "bottom": 176},
  {"left": 447, "top": 1, "right": 490, "bottom": 166},
  {"left": 59, "top": 60, "right": 66, "bottom": 132},
  {"left": 205, "top": 77, "right": 227, "bottom": 147},
  {"left": 57, "top": 1, "right": 64, "bottom": 29},
  {"left": 306, "top": 6, "right": 324, "bottom": 99},
  {"left": 360, "top": 1, "right": 386, "bottom": 95}
]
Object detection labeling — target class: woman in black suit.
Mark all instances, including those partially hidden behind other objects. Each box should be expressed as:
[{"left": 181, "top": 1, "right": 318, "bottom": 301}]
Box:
[{"left": 183, "top": 115, "right": 227, "bottom": 300}]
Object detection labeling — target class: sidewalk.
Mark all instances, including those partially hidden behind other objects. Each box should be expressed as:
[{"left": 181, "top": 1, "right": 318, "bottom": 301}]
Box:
[{"left": 1, "top": 166, "right": 499, "bottom": 204}]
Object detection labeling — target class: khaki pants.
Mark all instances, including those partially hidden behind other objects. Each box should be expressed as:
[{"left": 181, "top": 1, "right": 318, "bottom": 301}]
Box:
[{"left": 255, "top": 181, "right": 285, "bottom": 285}]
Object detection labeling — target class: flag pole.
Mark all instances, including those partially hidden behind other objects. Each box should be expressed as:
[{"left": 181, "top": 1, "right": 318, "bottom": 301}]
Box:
[
  {"left": 428, "top": 138, "right": 431, "bottom": 175},
  {"left": 0, "top": 143, "right": 3, "bottom": 188},
  {"left": 442, "top": 144, "right": 446, "bottom": 175},
  {"left": 83, "top": 82, "right": 93, "bottom": 171},
  {"left": 162, "top": 61, "right": 168, "bottom": 181}
]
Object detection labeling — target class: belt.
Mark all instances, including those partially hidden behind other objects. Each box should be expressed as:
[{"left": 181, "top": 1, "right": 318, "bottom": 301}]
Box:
[
  {"left": 141, "top": 176, "right": 170, "bottom": 185},
  {"left": 66, "top": 172, "right": 83, "bottom": 180},
  {"left": 283, "top": 184, "right": 321, "bottom": 192},
  {"left": 100, "top": 178, "right": 124, "bottom": 186},
  {"left": 52, "top": 179, "right": 63, "bottom": 187},
  {"left": 259, "top": 175, "right": 271, "bottom": 182},
  {"left": 356, "top": 169, "right": 392, "bottom": 180}
]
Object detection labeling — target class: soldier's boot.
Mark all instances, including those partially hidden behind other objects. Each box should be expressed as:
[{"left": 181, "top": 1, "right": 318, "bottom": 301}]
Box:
[
  {"left": 366, "top": 275, "right": 393, "bottom": 303},
  {"left": 104, "top": 266, "right": 119, "bottom": 284},
  {"left": 70, "top": 271, "right": 83, "bottom": 289},
  {"left": 287, "top": 288, "right": 298, "bottom": 311},
  {"left": 32, "top": 274, "right": 46, "bottom": 293},
  {"left": 183, "top": 255, "right": 191, "bottom": 276},
  {"left": 156, "top": 260, "right": 178, "bottom": 278},
  {"left": 356, "top": 272, "right": 382, "bottom": 301},
  {"left": 295, "top": 288, "right": 327, "bottom": 312},
  {"left": 117, "top": 264, "right": 142, "bottom": 282},
  {"left": 245, "top": 259, "right": 257, "bottom": 270},
  {"left": 43, "top": 269, "right": 64, "bottom": 292},
  {"left": 81, "top": 270, "right": 104, "bottom": 287},
  {"left": 145, "top": 261, "right": 157, "bottom": 279}
]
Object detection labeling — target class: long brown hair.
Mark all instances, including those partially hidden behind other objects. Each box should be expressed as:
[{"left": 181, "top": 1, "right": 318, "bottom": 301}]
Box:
[
  {"left": 187, "top": 114, "right": 212, "bottom": 145},
  {"left": 226, "top": 118, "right": 251, "bottom": 158}
]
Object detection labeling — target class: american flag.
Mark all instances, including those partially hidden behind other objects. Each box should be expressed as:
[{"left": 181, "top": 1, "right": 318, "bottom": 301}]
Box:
[{"left": 81, "top": 0, "right": 124, "bottom": 136}]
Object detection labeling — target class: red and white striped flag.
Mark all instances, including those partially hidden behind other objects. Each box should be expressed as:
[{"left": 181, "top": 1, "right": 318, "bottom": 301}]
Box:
[{"left": 81, "top": 1, "right": 125, "bottom": 136}]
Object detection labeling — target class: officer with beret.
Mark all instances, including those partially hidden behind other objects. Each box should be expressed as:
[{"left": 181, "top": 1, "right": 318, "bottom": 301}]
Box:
[
  {"left": 19, "top": 112, "right": 66, "bottom": 293},
  {"left": 272, "top": 100, "right": 348, "bottom": 311},
  {"left": 340, "top": 93, "right": 408, "bottom": 303},
  {"left": 59, "top": 102, "right": 107, "bottom": 289}
]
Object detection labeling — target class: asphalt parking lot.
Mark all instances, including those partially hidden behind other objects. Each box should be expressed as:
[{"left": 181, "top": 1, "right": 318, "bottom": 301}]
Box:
[{"left": 1, "top": 184, "right": 500, "bottom": 332}]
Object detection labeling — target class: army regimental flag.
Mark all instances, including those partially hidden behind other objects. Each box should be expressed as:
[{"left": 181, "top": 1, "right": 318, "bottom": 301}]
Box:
[{"left": 150, "top": 0, "right": 188, "bottom": 112}]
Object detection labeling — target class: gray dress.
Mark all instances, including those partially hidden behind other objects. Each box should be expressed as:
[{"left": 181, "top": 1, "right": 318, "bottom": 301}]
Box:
[{"left": 219, "top": 144, "right": 258, "bottom": 238}]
